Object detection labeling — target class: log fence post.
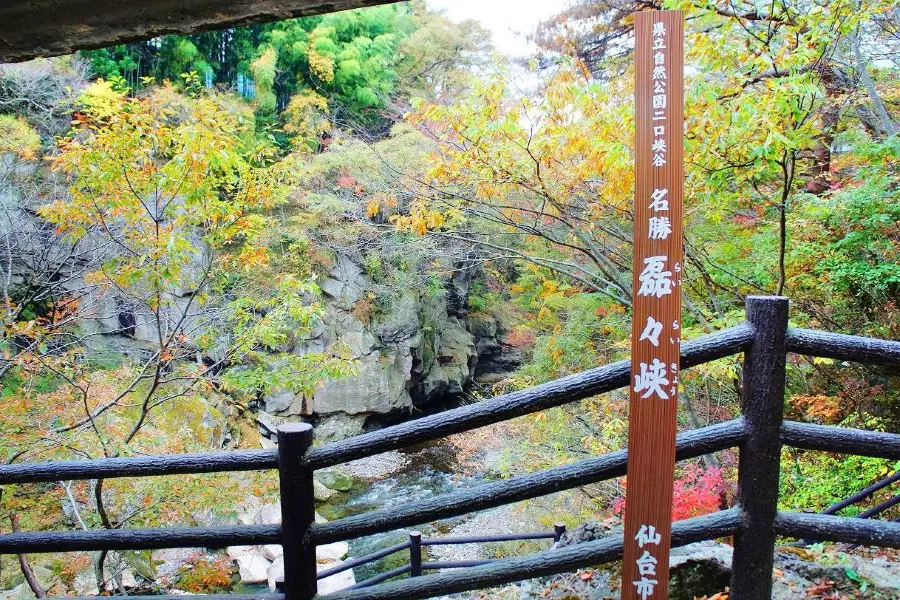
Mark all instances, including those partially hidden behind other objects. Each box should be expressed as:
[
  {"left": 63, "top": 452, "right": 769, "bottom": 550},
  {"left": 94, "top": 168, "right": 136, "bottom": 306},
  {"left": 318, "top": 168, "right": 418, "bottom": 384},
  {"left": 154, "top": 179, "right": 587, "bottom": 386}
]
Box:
[
  {"left": 409, "top": 531, "right": 423, "bottom": 577},
  {"left": 730, "top": 296, "right": 789, "bottom": 599},
  {"left": 277, "top": 423, "right": 317, "bottom": 600},
  {"left": 553, "top": 523, "right": 566, "bottom": 543}
]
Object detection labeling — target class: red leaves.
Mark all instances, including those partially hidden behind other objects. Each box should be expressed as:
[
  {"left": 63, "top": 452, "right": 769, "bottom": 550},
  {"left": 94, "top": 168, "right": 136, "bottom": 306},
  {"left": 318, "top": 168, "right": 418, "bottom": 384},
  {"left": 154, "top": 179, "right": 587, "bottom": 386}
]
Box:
[{"left": 615, "top": 464, "right": 730, "bottom": 520}]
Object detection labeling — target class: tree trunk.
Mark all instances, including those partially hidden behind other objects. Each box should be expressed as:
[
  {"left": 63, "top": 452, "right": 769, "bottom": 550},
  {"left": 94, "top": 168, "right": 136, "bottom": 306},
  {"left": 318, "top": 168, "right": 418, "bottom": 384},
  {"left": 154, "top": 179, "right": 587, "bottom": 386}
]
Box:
[
  {"left": 10, "top": 514, "right": 46, "bottom": 598},
  {"left": 849, "top": 28, "right": 897, "bottom": 136}
]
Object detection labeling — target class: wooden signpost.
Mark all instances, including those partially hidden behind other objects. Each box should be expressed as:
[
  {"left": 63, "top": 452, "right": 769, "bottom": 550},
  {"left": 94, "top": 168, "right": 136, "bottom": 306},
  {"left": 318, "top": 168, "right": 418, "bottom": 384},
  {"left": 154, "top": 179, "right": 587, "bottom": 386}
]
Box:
[{"left": 622, "top": 10, "right": 684, "bottom": 600}]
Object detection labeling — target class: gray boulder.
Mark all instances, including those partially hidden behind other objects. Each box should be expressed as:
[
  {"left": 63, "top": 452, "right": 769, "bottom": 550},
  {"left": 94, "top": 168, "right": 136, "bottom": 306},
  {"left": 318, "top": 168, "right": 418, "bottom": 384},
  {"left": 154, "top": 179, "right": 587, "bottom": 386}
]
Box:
[{"left": 317, "top": 468, "right": 354, "bottom": 492}]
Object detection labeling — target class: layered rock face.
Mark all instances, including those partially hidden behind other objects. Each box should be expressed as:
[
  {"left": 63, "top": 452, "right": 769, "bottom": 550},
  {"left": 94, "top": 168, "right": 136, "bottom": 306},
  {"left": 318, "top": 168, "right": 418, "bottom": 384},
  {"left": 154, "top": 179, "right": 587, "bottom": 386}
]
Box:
[{"left": 260, "top": 254, "right": 515, "bottom": 440}]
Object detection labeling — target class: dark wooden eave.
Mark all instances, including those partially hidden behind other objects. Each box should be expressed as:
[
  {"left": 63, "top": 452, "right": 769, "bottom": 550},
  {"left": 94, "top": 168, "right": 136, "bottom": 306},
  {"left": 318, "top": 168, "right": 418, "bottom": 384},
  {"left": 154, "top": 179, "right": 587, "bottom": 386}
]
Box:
[{"left": 0, "top": 0, "right": 402, "bottom": 63}]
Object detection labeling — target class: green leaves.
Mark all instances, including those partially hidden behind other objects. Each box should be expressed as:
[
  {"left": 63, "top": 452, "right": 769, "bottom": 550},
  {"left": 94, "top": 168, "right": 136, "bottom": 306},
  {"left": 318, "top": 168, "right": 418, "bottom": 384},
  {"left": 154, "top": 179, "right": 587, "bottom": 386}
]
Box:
[{"left": 217, "top": 276, "right": 355, "bottom": 399}]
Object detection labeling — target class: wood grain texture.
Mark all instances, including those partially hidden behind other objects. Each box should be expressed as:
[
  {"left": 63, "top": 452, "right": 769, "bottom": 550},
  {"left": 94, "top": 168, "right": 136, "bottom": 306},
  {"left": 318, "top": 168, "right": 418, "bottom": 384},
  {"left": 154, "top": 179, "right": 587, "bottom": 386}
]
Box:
[
  {"left": 420, "top": 560, "right": 494, "bottom": 569},
  {"left": 622, "top": 11, "right": 684, "bottom": 600},
  {"left": 0, "top": 0, "right": 401, "bottom": 62},
  {"left": 325, "top": 508, "right": 741, "bottom": 600},
  {"left": 781, "top": 421, "right": 900, "bottom": 459},
  {"left": 786, "top": 327, "right": 900, "bottom": 366},
  {"left": 730, "top": 296, "right": 789, "bottom": 600},
  {"left": 0, "top": 524, "right": 280, "bottom": 554},
  {"left": 310, "top": 419, "right": 745, "bottom": 545},
  {"left": 307, "top": 323, "right": 752, "bottom": 470},
  {"left": 774, "top": 512, "right": 900, "bottom": 548},
  {"left": 0, "top": 449, "right": 277, "bottom": 485}
]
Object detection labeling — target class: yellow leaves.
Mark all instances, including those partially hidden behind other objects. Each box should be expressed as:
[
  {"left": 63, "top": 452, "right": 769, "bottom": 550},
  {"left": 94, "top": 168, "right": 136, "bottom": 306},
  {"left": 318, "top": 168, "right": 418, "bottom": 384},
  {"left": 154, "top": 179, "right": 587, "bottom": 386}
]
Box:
[
  {"left": 74, "top": 79, "right": 126, "bottom": 122},
  {"left": 536, "top": 306, "right": 554, "bottom": 324},
  {"left": 0, "top": 115, "right": 41, "bottom": 160},
  {"left": 308, "top": 48, "right": 335, "bottom": 83},
  {"left": 233, "top": 246, "right": 271, "bottom": 271},
  {"left": 283, "top": 90, "right": 330, "bottom": 151},
  {"left": 426, "top": 210, "right": 444, "bottom": 229},
  {"left": 46, "top": 84, "right": 289, "bottom": 310},
  {"left": 406, "top": 65, "right": 636, "bottom": 241},
  {"left": 390, "top": 198, "right": 448, "bottom": 236},
  {"left": 548, "top": 344, "right": 564, "bottom": 366},
  {"left": 540, "top": 279, "right": 559, "bottom": 298},
  {"left": 366, "top": 197, "right": 381, "bottom": 218}
]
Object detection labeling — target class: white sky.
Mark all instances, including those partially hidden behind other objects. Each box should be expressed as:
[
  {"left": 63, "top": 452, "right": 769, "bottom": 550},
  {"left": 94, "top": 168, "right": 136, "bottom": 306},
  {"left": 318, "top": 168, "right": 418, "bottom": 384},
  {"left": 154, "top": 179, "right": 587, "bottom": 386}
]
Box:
[{"left": 425, "top": 0, "right": 570, "bottom": 59}]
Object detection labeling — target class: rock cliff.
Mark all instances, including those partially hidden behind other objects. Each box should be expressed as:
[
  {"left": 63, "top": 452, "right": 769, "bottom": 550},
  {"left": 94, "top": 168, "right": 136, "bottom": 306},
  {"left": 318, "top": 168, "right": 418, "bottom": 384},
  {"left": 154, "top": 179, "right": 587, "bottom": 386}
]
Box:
[{"left": 259, "top": 254, "right": 516, "bottom": 440}]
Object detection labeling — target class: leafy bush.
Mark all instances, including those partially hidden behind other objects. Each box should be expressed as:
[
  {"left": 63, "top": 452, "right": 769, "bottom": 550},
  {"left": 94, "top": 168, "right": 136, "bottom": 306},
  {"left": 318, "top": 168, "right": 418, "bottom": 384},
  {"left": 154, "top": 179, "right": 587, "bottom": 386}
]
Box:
[
  {"left": 615, "top": 464, "right": 729, "bottom": 521},
  {"left": 0, "top": 114, "right": 41, "bottom": 159},
  {"left": 176, "top": 556, "right": 236, "bottom": 593}
]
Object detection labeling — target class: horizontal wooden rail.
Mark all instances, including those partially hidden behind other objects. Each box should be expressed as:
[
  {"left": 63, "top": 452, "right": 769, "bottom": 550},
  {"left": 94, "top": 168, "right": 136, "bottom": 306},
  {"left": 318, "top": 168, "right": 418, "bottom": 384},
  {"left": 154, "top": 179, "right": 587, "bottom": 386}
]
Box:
[
  {"left": 310, "top": 418, "right": 745, "bottom": 545},
  {"left": 326, "top": 508, "right": 741, "bottom": 600},
  {"left": 0, "top": 449, "right": 277, "bottom": 486},
  {"left": 0, "top": 524, "right": 280, "bottom": 555},
  {"left": 422, "top": 559, "right": 495, "bottom": 569},
  {"left": 857, "top": 493, "right": 900, "bottom": 519},
  {"left": 306, "top": 324, "right": 754, "bottom": 470},
  {"left": 786, "top": 327, "right": 900, "bottom": 366},
  {"left": 5, "top": 302, "right": 900, "bottom": 600},
  {"left": 344, "top": 564, "right": 412, "bottom": 590},
  {"left": 316, "top": 541, "right": 411, "bottom": 580},
  {"left": 421, "top": 531, "right": 557, "bottom": 545},
  {"left": 0, "top": 325, "right": 752, "bottom": 488},
  {"left": 824, "top": 470, "right": 900, "bottom": 515},
  {"left": 781, "top": 421, "right": 900, "bottom": 460},
  {"left": 774, "top": 512, "right": 900, "bottom": 548}
]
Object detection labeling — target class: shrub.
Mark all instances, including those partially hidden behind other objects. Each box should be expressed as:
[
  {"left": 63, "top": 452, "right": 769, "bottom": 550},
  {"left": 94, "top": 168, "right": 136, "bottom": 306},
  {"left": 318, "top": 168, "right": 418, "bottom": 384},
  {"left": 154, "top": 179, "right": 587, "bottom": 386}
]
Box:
[{"left": 615, "top": 464, "right": 729, "bottom": 521}]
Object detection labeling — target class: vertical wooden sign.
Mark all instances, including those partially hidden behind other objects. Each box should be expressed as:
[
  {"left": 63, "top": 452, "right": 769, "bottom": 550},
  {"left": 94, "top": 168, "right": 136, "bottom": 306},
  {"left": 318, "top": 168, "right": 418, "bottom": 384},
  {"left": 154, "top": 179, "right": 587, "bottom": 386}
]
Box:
[{"left": 622, "top": 10, "right": 684, "bottom": 600}]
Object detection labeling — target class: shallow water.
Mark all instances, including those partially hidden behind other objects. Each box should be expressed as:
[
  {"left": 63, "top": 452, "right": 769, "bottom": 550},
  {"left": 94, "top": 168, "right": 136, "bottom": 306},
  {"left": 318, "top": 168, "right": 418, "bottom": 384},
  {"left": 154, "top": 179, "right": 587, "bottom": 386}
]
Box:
[{"left": 318, "top": 439, "right": 482, "bottom": 581}]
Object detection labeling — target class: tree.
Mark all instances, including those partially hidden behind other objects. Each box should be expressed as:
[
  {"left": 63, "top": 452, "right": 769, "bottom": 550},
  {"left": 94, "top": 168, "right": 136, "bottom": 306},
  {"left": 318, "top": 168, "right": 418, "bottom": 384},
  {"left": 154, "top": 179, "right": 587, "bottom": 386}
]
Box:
[
  {"left": 403, "top": 67, "right": 637, "bottom": 307},
  {"left": 81, "top": 4, "right": 416, "bottom": 129},
  {"left": 1, "top": 81, "right": 350, "bottom": 588},
  {"left": 80, "top": 3, "right": 493, "bottom": 136},
  {"left": 260, "top": 4, "right": 413, "bottom": 127},
  {"left": 395, "top": 2, "right": 494, "bottom": 103},
  {"left": 0, "top": 56, "right": 89, "bottom": 138},
  {"left": 535, "top": 0, "right": 899, "bottom": 300},
  {"left": 382, "top": 2, "right": 898, "bottom": 483},
  {"left": 83, "top": 30, "right": 264, "bottom": 94}
]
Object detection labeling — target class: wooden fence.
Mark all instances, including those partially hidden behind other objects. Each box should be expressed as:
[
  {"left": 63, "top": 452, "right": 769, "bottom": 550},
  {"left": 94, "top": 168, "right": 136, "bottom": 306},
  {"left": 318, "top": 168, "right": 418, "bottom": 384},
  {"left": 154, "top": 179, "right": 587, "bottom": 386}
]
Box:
[
  {"left": 317, "top": 526, "right": 566, "bottom": 591},
  {"left": 1, "top": 296, "right": 899, "bottom": 600}
]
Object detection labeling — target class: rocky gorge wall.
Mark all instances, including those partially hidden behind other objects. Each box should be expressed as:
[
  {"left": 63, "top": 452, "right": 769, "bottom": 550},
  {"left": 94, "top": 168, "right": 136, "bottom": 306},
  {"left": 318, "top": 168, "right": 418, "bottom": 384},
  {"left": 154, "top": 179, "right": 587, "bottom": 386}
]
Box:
[
  {"left": 3, "top": 149, "right": 518, "bottom": 448},
  {"left": 258, "top": 254, "right": 520, "bottom": 441},
  {"left": 68, "top": 248, "right": 519, "bottom": 444}
]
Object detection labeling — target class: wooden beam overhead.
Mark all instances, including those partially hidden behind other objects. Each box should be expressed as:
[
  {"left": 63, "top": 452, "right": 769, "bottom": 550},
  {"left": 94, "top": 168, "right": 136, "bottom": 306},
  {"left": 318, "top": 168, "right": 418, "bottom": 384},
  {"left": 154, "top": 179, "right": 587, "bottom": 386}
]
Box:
[{"left": 0, "top": 0, "right": 402, "bottom": 63}]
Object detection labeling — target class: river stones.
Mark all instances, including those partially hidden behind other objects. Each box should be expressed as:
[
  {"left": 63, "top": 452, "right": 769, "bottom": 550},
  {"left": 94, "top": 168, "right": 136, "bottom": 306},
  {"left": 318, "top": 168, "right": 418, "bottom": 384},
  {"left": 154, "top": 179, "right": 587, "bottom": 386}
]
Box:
[
  {"left": 314, "top": 478, "right": 336, "bottom": 501},
  {"left": 317, "top": 468, "right": 354, "bottom": 491},
  {"left": 316, "top": 541, "right": 349, "bottom": 563},
  {"left": 232, "top": 547, "right": 269, "bottom": 584}
]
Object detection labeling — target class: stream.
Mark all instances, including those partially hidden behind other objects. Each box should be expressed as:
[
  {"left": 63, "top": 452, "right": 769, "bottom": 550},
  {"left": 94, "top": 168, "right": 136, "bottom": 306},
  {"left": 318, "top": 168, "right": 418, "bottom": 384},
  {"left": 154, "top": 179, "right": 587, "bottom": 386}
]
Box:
[{"left": 315, "top": 439, "right": 487, "bottom": 581}]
